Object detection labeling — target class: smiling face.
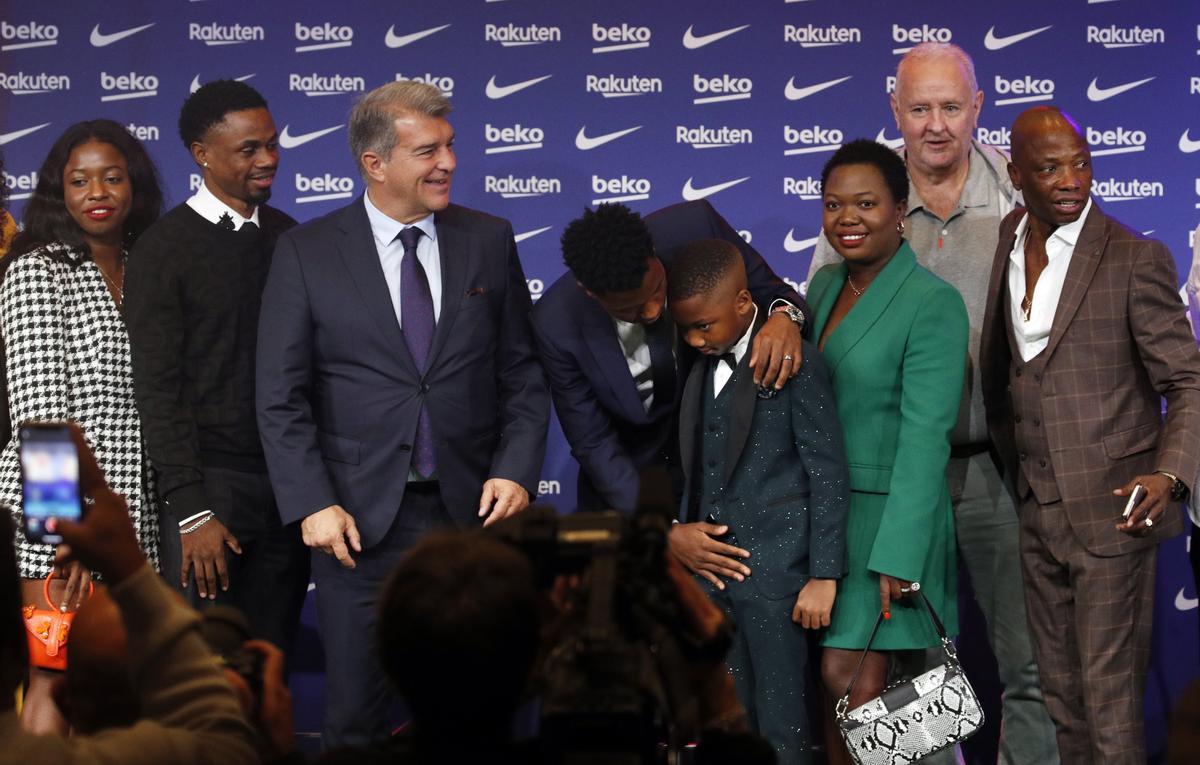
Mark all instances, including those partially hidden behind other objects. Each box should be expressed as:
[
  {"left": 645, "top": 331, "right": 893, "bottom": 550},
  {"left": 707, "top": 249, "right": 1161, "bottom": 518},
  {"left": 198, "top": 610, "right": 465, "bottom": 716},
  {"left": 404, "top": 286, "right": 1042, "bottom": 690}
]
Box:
[
  {"left": 62, "top": 140, "right": 132, "bottom": 249},
  {"left": 191, "top": 107, "right": 278, "bottom": 218},
  {"left": 822, "top": 162, "right": 907, "bottom": 268},
  {"left": 1008, "top": 112, "right": 1092, "bottom": 234},
  {"left": 363, "top": 111, "right": 456, "bottom": 224},
  {"left": 891, "top": 55, "right": 982, "bottom": 178}
]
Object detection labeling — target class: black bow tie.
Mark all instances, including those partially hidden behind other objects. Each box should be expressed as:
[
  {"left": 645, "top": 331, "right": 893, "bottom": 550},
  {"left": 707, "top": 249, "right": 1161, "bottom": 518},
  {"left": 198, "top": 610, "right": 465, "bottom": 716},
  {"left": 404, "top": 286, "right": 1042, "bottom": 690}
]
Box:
[{"left": 718, "top": 353, "right": 738, "bottom": 371}]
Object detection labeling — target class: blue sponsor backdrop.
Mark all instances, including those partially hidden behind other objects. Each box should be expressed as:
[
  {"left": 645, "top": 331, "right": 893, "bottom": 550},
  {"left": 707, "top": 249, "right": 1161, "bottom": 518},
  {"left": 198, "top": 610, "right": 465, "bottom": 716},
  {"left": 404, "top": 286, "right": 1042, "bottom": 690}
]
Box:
[{"left": 2, "top": 0, "right": 1198, "bottom": 750}]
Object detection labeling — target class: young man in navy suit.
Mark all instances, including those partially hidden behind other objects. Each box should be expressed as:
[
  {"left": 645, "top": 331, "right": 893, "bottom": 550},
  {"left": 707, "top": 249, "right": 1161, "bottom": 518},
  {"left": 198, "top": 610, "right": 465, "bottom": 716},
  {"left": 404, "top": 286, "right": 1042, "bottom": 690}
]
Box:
[
  {"left": 669, "top": 239, "right": 850, "bottom": 765},
  {"left": 532, "top": 202, "right": 809, "bottom": 514},
  {"left": 255, "top": 81, "right": 549, "bottom": 747}
]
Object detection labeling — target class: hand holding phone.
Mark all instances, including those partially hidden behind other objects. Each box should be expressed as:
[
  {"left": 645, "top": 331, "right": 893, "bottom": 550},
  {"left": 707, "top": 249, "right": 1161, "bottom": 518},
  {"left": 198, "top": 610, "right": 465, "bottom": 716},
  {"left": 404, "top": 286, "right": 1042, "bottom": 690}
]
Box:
[
  {"left": 1121, "top": 484, "right": 1147, "bottom": 521},
  {"left": 19, "top": 422, "right": 82, "bottom": 546}
]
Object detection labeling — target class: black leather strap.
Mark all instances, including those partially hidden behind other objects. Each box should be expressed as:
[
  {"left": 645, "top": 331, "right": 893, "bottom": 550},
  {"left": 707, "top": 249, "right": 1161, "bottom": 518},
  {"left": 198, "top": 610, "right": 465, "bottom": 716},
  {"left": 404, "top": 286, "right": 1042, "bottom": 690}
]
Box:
[{"left": 839, "top": 591, "right": 952, "bottom": 708}]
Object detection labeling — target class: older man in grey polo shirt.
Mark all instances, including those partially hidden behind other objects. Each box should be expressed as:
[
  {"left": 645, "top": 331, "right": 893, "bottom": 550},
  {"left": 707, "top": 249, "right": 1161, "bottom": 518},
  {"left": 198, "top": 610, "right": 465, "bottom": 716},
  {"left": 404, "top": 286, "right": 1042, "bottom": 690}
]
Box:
[{"left": 806, "top": 42, "right": 1058, "bottom": 765}]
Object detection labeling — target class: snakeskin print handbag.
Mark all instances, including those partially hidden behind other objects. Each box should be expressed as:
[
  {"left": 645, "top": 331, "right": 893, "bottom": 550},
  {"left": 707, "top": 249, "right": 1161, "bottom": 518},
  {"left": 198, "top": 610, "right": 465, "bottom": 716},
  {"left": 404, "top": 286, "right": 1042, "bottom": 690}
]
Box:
[{"left": 835, "top": 588, "right": 984, "bottom": 765}]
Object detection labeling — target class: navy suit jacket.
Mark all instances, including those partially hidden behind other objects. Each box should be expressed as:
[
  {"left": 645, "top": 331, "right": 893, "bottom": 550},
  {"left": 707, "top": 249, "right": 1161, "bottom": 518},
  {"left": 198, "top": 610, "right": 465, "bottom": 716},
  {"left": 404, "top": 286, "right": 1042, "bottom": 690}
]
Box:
[
  {"left": 678, "top": 326, "right": 849, "bottom": 600},
  {"left": 256, "top": 198, "right": 549, "bottom": 548},
  {"left": 531, "top": 199, "right": 807, "bottom": 512}
]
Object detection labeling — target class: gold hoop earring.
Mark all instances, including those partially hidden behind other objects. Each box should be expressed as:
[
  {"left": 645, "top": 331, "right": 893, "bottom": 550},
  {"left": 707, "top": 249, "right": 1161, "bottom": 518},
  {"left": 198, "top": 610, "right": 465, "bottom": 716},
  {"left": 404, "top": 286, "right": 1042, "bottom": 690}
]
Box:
[{"left": 897, "top": 220, "right": 905, "bottom": 234}]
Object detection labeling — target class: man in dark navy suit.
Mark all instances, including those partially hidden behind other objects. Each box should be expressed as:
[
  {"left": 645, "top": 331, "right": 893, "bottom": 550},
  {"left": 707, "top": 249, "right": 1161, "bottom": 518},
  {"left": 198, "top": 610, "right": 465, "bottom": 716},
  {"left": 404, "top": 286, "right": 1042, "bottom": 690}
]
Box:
[
  {"left": 255, "top": 81, "right": 548, "bottom": 747},
  {"left": 532, "top": 202, "right": 808, "bottom": 513}
]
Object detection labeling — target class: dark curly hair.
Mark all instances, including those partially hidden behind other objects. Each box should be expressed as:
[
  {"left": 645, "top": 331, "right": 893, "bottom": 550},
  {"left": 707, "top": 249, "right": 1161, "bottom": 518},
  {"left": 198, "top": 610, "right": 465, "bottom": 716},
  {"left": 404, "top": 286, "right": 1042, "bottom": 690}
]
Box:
[
  {"left": 820, "top": 139, "right": 910, "bottom": 206},
  {"left": 561, "top": 203, "right": 655, "bottom": 294},
  {"left": 9, "top": 119, "right": 163, "bottom": 261},
  {"left": 667, "top": 239, "right": 742, "bottom": 303},
  {"left": 179, "top": 79, "right": 269, "bottom": 148}
]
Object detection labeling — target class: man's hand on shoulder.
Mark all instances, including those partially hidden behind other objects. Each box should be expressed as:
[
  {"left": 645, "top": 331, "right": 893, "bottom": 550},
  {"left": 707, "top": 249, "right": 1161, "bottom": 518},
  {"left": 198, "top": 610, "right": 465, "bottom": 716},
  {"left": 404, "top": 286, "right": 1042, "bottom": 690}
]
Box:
[
  {"left": 479, "top": 478, "right": 530, "bottom": 527},
  {"left": 750, "top": 309, "right": 803, "bottom": 390},
  {"left": 668, "top": 522, "right": 751, "bottom": 590},
  {"left": 301, "top": 505, "right": 361, "bottom": 569},
  {"left": 181, "top": 517, "right": 242, "bottom": 599}
]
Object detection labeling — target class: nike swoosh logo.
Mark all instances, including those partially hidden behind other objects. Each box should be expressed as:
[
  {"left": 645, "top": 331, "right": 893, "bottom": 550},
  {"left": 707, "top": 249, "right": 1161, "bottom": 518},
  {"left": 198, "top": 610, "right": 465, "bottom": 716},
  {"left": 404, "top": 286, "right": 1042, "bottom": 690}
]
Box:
[
  {"left": 485, "top": 74, "right": 552, "bottom": 100},
  {"left": 0, "top": 123, "right": 51, "bottom": 145},
  {"left": 681, "top": 176, "right": 750, "bottom": 201},
  {"left": 1179, "top": 129, "right": 1200, "bottom": 154},
  {"left": 384, "top": 23, "right": 450, "bottom": 48},
  {"left": 783, "top": 230, "right": 819, "bottom": 253},
  {"left": 1176, "top": 587, "right": 1199, "bottom": 611},
  {"left": 278, "top": 124, "right": 344, "bottom": 149},
  {"left": 874, "top": 128, "right": 905, "bottom": 150},
  {"left": 1087, "top": 76, "right": 1155, "bottom": 102},
  {"left": 575, "top": 125, "right": 642, "bottom": 150},
  {"left": 90, "top": 22, "right": 155, "bottom": 47},
  {"left": 785, "top": 75, "right": 852, "bottom": 101},
  {"left": 514, "top": 226, "right": 552, "bottom": 243},
  {"left": 983, "top": 25, "right": 1053, "bottom": 50},
  {"left": 682, "top": 24, "right": 750, "bottom": 49}
]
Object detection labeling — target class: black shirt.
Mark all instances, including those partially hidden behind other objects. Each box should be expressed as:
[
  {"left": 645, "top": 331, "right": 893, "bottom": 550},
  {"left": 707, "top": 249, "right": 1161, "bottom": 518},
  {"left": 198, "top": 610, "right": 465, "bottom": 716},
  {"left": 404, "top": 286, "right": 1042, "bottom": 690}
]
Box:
[{"left": 125, "top": 203, "right": 296, "bottom": 522}]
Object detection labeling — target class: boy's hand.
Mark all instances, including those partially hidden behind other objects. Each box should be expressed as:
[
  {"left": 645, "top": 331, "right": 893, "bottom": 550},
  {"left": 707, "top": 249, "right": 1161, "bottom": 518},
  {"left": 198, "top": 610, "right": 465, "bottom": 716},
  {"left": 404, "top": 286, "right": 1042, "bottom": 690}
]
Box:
[
  {"left": 668, "top": 522, "right": 751, "bottom": 590},
  {"left": 793, "top": 578, "right": 836, "bottom": 628}
]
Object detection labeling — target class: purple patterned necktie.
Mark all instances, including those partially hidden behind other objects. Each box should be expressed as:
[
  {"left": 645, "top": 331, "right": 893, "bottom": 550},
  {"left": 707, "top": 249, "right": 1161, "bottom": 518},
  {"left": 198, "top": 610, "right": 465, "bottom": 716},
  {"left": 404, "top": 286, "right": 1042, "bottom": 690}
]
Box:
[{"left": 398, "top": 226, "right": 436, "bottom": 477}]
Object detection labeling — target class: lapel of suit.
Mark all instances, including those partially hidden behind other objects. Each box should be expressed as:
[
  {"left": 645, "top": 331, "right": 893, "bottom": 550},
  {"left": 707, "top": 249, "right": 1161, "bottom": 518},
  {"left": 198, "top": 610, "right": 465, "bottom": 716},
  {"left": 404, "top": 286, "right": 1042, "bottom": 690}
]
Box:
[
  {"left": 1042, "top": 203, "right": 1107, "bottom": 363},
  {"left": 337, "top": 197, "right": 417, "bottom": 375},
  {"left": 722, "top": 311, "right": 766, "bottom": 486},
  {"left": 427, "top": 208, "right": 469, "bottom": 371},
  {"left": 579, "top": 293, "right": 655, "bottom": 423},
  {"left": 983, "top": 213, "right": 1020, "bottom": 370},
  {"left": 818, "top": 243, "right": 917, "bottom": 374},
  {"left": 678, "top": 348, "right": 706, "bottom": 505}
]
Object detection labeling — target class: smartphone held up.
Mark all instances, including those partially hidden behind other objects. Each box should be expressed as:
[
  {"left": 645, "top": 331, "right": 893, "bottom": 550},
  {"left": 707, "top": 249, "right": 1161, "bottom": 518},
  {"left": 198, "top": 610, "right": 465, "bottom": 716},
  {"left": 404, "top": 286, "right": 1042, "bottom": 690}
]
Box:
[{"left": 19, "top": 422, "right": 83, "bottom": 545}]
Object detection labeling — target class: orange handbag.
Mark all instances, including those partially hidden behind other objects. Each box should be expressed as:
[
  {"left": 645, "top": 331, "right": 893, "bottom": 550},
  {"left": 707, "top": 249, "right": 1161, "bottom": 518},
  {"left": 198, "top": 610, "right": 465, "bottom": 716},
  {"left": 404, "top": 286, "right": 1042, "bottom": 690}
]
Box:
[{"left": 22, "top": 571, "right": 93, "bottom": 671}]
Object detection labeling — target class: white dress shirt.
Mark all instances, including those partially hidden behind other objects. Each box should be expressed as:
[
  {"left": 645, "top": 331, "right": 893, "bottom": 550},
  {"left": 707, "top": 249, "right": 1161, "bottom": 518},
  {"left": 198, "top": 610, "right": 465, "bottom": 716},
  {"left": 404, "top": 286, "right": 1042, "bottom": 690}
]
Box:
[
  {"left": 1007, "top": 198, "right": 1092, "bottom": 362},
  {"left": 364, "top": 191, "right": 442, "bottom": 328},
  {"left": 186, "top": 181, "right": 260, "bottom": 230},
  {"left": 613, "top": 319, "right": 659, "bottom": 412},
  {"left": 714, "top": 305, "right": 758, "bottom": 397}
]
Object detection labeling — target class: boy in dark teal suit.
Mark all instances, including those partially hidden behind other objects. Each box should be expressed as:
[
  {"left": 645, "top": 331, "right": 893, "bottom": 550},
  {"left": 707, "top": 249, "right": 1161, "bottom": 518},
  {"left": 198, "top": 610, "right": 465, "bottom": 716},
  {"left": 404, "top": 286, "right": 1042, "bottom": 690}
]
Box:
[{"left": 667, "top": 239, "right": 850, "bottom": 765}]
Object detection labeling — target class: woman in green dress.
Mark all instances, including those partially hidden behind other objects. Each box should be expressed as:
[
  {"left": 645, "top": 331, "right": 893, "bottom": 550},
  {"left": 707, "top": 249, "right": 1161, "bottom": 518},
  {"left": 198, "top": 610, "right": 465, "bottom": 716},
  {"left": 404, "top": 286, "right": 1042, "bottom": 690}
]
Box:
[{"left": 807, "top": 140, "right": 968, "bottom": 763}]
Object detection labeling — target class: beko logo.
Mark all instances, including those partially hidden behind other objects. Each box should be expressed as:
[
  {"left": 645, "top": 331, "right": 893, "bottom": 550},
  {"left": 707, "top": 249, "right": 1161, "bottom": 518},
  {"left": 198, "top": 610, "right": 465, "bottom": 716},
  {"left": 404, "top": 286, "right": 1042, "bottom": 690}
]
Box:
[
  {"left": 3, "top": 170, "right": 38, "bottom": 201},
  {"left": 100, "top": 71, "right": 158, "bottom": 102},
  {"left": 593, "top": 175, "right": 651, "bottom": 205},
  {"left": 1, "top": 20, "right": 58, "bottom": 50},
  {"left": 294, "top": 23, "right": 353, "bottom": 53},
  {"left": 295, "top": 173, "right": 354, "bottom": 204},
  {"left": 977, "top": 126, "right": 1012, "bottom": 148},
  {"left": 1094, "top": 177, "right": 1164, "bottom": 202},
  {"left": 485, "top": 23, "right": 561, "bottom": 47},
  {"left": 1086, "top": 25, "right": 1164, "bottom": 48},
  {"left": 993, "top": 75, "right": 1054, "bottom": 106},
  {"left": 693, "top": 74, "right": 752, "bottom": 105},
  {"left": 592, "top": 23, "right": 651, "bottom": 53},
  {"left": 0, "top": 72, "right": 70, "bottom": 95},
  {"left": 189, "top": 23, "right": 264, "bottom": 45},
  {"left": 485, "top": 175, "right": 562, "bottom": 199},
  {"left": 126, "top": 123, "right": 159, "bottom": 141},
  {"left": 676, "top": 125, "right": 752, "bottom": 149},
  {"left": 1086, "top": 126, "right": 1147, "bottom": 156},
  {"left": 783, "top": 125, "right": 844, "bottom": 156},
  {"left": 396, "top": 73, "right": 454, "bottom": 97},
  {"left": 586, "top": 74, "right": 662, "bottom": 98},
  {"left": 783, "top": 25, "right": 861, "bottom": 47},
  {"left": 289, "top": 73, "right": 366, "bottom": 97},
  {"left": 892, "top": 23, "right": 951, "bottom": 54},
  {"left": 526, "top": 278, "right": 546, "bottom": 301},
  {"left": 783, "top": 177, "right": 823, "bottom": 200},
  {"left": 485, "top": 123, "right": 544, "bottom": 154}
]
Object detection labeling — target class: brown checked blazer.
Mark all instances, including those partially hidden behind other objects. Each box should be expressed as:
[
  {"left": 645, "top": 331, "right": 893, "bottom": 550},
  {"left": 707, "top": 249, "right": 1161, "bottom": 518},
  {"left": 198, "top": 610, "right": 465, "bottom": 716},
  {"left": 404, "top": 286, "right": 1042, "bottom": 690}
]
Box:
[{"left": 980, "top": 203, "right": 1200, "bottom": 557}]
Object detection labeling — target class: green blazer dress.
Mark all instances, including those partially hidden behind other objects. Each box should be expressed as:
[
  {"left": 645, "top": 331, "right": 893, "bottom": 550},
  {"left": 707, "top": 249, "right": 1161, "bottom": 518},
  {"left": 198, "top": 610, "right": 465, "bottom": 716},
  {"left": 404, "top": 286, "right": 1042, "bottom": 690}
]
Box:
[{"left": 808, "top": 242, "right": 968, "bottom": 649}]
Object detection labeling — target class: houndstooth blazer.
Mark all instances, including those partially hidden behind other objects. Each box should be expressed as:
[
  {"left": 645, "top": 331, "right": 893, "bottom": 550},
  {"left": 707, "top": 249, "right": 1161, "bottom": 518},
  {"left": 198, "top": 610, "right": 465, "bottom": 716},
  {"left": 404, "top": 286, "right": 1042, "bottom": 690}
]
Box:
[{"left": 0, "top": 242, "right": 158, "bottom": 578}]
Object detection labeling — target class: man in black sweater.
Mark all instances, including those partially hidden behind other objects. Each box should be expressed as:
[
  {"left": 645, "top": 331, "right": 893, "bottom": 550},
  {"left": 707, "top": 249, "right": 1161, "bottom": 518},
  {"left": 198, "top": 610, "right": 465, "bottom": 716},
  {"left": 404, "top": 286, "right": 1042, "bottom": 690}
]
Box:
[{"left": 125, "top": 80, "right": 308, "bottom": 653}]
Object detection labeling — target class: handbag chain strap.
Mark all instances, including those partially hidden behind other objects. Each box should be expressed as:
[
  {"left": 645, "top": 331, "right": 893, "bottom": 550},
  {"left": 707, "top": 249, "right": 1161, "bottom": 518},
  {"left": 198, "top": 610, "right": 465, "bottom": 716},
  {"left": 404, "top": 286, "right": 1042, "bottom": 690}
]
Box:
[{"left": 834, "top": 590, "right": 959, "bottom": 720}]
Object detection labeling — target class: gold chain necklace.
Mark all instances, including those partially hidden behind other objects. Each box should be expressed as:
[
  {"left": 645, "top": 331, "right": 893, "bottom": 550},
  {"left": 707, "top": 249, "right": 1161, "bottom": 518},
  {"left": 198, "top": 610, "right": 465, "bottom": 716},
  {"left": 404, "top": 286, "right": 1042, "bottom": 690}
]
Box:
[
  {"left": 847, "top": 274, "right": 865, "bottom": 297},
  {"left": 97, "top": 256, "right": 125, "bottom": 306}
]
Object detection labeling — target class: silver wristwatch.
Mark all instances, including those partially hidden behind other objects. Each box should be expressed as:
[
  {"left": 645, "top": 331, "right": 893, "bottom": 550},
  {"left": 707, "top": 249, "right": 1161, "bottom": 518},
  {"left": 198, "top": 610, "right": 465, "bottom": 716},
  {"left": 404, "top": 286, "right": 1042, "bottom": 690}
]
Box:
[{"left": 773, "top": 303, "right": 806, "bottom": 332}]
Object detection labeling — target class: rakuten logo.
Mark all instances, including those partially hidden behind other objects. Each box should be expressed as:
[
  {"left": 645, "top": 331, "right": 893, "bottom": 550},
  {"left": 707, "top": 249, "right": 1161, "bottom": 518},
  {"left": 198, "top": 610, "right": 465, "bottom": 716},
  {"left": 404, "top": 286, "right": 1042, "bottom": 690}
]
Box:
[
  {"left": 100, "top": 71, "right": 158, "bottom": 102},
  {"left": 586, "top": 74, "right": 662, "bottom": 98},
  {"left": 485, "top": 23, "right": 561, "bottom": 47},
  {"left": 395, "top": 72, "right": 454, "bottom": 97},
  {"left": 783, "top": 124, "right": 844, "bottom": 156},
  {"left": 783, "top": 24, "right": 861, "bottom": 47},
  {"left": 1086, "top": 126, "right": 1148, "bottom": 157},
  {"left": 126, "top": 123, "right": 159, "bottom": 141},
  {"left": 294, "top": 22, "right": 353, "bottom": 53},
  {"left": 592, "top": 175, "right": 651, "bottom": 204},
  {"left": 892, "top": 23, "right": 952, "bottom": 54},
  {"left": 484, "top": 123, "right": 544, "bottom": 154},
  {"left": 484, "top": 175, "right": 562, "bottom": 199},
  {"left": 783, "top": 177, "right": 823, "bottom": 200},
  {"left": 536, "top": 480, "right": 561, "bottom": 496},
  {"left": 993, "top": 75, "right": 1054, "bottom": 106},
  {"left": 189, "top": 23, "right": 265, "bottom": 46},
  {"left": 1087, "top": 25, "right": 1165, "bottom": 48},
  {"left": 3, "top": 170, "right": 38, "bottom": 201},
  {"left": 676, "top": 125, "right": 753, "bottom": 149},
  {"left": 295, "top": 173, "right": 354, "bottom": 204},
  {"left": 976, "top": 126, "right": 1012, "bottom": 149},
  {"left": 1094, "top": 177, "right": 1164, "bottom": 202},
  {"left": 289, "top": 73, "right": 366, "bottom": 97},
  {"left": 0, "top": 20, "right": 58, "bottom": 50},
  {"left": 693, "top": 74, "right": 752, "bottom": 105},
  {"left": 592, "top": 22, "right": 651, "bottom": 53},
  {"left": 0, "top": 72, "right": 69, "bottom": 95}
]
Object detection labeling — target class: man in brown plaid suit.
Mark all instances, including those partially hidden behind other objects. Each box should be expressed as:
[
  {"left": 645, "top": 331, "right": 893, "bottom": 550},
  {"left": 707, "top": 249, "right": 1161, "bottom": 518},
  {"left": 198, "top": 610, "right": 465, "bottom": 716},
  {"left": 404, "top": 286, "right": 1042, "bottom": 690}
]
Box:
[{"left": 980, "top": 106, "right": 1200, "bottom": 764}]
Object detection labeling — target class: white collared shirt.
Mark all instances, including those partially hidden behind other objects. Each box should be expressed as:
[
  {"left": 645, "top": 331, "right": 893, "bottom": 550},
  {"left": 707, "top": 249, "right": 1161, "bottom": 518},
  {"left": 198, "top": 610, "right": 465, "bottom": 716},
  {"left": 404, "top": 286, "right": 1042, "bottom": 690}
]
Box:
[
  {"left": 613, "top": 318, "right": 658, "bottom": 412},
  {"left": 713, "top": 304, "right": 758, "bottom": 397},
  {"left": 1007, "top": 198, "right": 1092, "bottom": 362},
  {"left": 185, "top": 181, "right": 260, "bottom": 230},
  {"left": 364, "top": 191, "right": 442, "bottom": 327}
]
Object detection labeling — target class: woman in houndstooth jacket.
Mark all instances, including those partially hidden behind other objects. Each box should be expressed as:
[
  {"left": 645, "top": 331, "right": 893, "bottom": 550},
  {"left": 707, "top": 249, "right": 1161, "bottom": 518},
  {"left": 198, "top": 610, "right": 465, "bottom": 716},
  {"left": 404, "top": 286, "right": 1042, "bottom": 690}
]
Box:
[{"left": 0, "top": 119, "right": 162, "bottom": 733}]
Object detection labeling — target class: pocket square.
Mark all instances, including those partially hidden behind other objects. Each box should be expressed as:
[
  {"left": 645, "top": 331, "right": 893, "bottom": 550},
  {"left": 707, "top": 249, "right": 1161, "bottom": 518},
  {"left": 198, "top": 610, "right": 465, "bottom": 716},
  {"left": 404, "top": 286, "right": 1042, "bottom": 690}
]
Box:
[{"left": 465, "top": 286, "right": 487, "bottom": 297}]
